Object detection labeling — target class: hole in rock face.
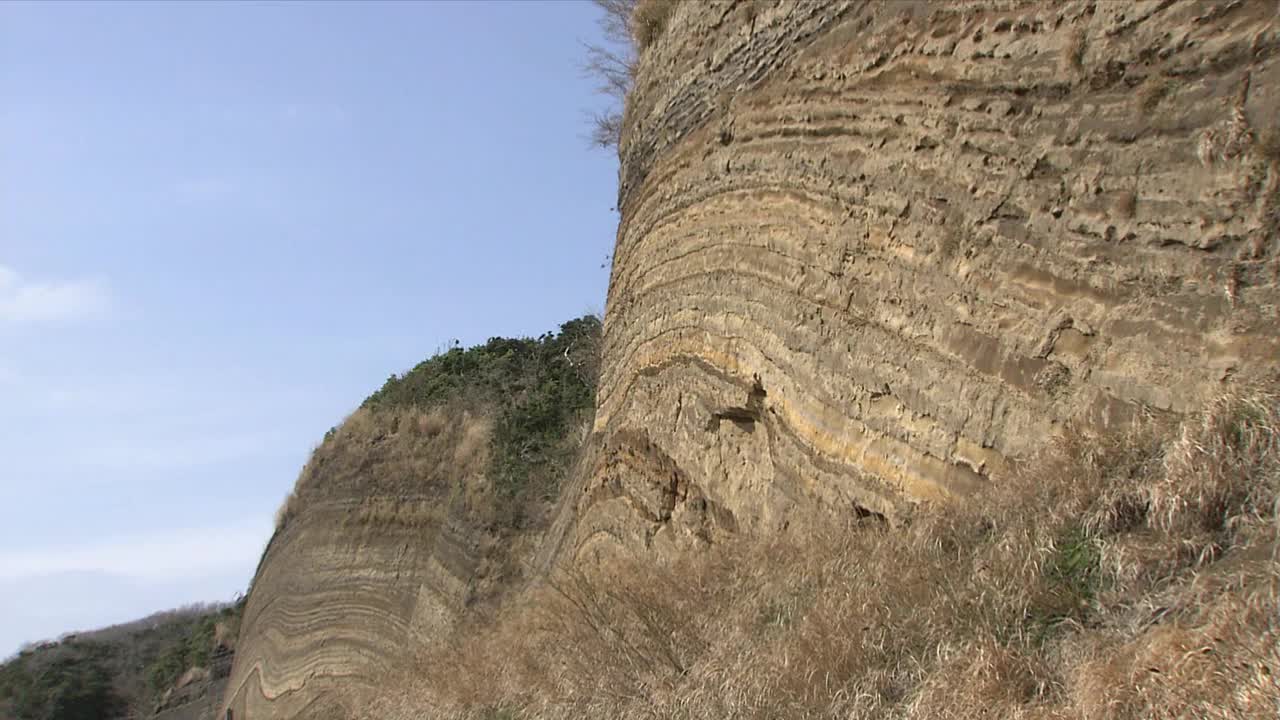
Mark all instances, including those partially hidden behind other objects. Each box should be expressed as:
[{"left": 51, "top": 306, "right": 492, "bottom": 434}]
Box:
[
  {"left": 749, "top": 375, "right": 767, "bottom": 407},
  {"left": 854, "top": 504, "right": 888, "bottom": 525},
  {"left": 709, "top": 376, "right": 769, "bottom": 431}
]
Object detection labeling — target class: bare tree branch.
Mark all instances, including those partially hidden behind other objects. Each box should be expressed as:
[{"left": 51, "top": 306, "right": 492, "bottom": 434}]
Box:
[{"left": 584, "top": 0, "right": 639, "bottom": 149}]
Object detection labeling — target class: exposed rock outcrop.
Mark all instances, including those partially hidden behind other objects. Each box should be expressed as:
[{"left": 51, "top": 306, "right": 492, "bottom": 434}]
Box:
[
  {"left": 571, "top": 0, "right": 1280, "bottom": 563},
  {"left": 221, "top": 410, "right": 493, "bottom": 720},
  {"left": 224, "top": 2, "right": 1280, "bottom": 717},
  {"left": 222, "top": 323, "right": 600, "bottom": 719}
]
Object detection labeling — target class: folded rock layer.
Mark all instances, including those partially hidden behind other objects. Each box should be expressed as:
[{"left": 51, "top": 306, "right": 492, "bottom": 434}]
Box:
[
  {"left": 222, "top": 410, "right": 499, "bottom": 719},
  {"left": 571, "top": 0, "right": 1280, "bottom": 562},
  {"left": 224, "top": 1, "right": 1280, "bottom": 716}
]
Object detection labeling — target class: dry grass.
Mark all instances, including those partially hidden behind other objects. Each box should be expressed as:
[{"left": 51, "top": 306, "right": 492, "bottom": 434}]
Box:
[
  {"left": 347, "top": 497, "right": 442, "bottom": 529},
  {"left": 363, "top": 385, "right": 1279, "bottom": 720},
  {"left": 273, "top": 490, "right": 296, "bottom": 532},
  {"left": 632, "top": 0, "right": 678, "bottom": 51},
  {"left": 274, "top": 404, "right": 494, "bottom": 534}
]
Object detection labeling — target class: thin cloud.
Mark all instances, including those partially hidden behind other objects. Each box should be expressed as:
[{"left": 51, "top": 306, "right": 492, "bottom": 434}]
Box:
[
  {"left": 70, "top": 430, "right": 284, "bottom": 471},
  {"left": 0, "top": 264, "right": 110, "bottom": 324},
  {"left": 0, "top": 524, "right": 271, "bottom": 583}
]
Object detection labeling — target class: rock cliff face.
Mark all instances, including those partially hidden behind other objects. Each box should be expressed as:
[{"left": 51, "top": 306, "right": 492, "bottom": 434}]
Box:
[
  {"left": 570, "top": 0, "right": 1280, "bottom": 563},
  {"left": 221, "top": 410, "right": 494, "bottom": 720},
  {"left": 225, "top": 2, "right": 1280, "bottom": 717},
  {"left": 222, "top": 323, "right": 600, "bottom": 719}
]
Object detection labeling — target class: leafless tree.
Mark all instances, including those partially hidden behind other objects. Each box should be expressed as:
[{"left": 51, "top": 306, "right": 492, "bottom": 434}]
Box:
[{"left": 585, "top": 0, "right": 638, "bottom": 148}]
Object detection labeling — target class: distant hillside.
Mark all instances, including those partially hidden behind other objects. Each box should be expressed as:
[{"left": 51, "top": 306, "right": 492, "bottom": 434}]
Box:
[{"left": 0, "top": 601, "right": 241, "bottom": 720}]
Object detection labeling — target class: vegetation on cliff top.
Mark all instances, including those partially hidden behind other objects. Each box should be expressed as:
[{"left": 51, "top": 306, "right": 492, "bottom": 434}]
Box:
[
  {"left": 276, "top": 315, "right": 602, "bottom": 536},
  {"left": 363, "top": 314, "right": 602, "bottom": 505},
  {"left": 0, "top": 602, "right": 241, "bottom": 720},
  {"left": 369, "top": 386, "right": 1280, "bottom": 720},
  {"left": 142, "top": 604, "right": 239, "bottom": 698}
]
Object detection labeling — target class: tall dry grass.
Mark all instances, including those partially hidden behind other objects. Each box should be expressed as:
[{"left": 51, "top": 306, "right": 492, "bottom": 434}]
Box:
[
  {"left": 631, "top": 0, "right": 678, "bottom": 50},
  {"left": 366, "top": 387, "right": 1279, "bottom": 720},
  {"left": 275, "top": 404, "right": 494, "bottom": 534}
]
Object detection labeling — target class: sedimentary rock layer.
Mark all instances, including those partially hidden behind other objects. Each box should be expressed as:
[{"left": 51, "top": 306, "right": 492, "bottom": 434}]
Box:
[
  {"left": 572, "top": 0, "right": 1280, "bottom": 562},
  {"left": 221, "top": 412, "right": 494, "bottom": 719},
  {"left": 223, "top": 320, "right": 600, "bottom": 720},
  {"left": 224, "top": 3, "right": 1280, "bottom": 715},
  {"left": 221, "top": 507, "right": 478, "bottom": 719}
]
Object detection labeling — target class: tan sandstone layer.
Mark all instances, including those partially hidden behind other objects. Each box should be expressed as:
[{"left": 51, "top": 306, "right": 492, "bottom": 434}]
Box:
[
  {"left": 570, "top": 0, "right": 1280, "bottom": 564},
  {"left": 221, "top": 409, "right": 514, "bottom": 719}
]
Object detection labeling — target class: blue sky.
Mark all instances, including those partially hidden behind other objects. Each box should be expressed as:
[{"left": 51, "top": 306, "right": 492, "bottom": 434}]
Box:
[{"left": 0, "top": 0, "right": 618, "bottom": 657}]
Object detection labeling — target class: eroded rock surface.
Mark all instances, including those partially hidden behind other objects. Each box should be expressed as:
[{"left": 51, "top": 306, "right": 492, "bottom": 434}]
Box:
[
  {"left": 223, "top": 321, "right": 600, "bottom": 719},
  {"left": 223, "top": 3, "right": 1280, "bottom": 716},
  {"left": 571, "top": 0, "right": 1280, "bottom": 563},
  {"left": 221, "top": 410, "right": 501, "bottom": 719}
]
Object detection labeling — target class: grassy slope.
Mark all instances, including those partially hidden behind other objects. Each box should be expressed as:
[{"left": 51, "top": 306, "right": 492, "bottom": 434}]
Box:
[{"left": 369, "top": 386, "right": 1279, "bottom": 720}]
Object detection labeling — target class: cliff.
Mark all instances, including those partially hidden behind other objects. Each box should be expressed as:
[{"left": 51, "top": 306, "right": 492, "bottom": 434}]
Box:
[
  {"left": 224, "top": 2, "right": 1280, "bottom": 718},
  {"left": 221, "top": 320, "right": 600, "bottom": 719},
  {"left": 569, "top": 0, "right": 1280, "bottom": 563}
]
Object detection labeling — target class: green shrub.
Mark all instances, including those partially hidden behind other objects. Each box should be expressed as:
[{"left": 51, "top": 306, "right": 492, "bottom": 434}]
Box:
[
  {"left": 362, "top": 315, "right": 602, "bottom": 526},
  {"left": 1047, "top": 525, "right": 1101, "bottom": 604},
  {"left": 1, "top": 602, "right": 242, "bottom": 719},
  {"left": 0, "top": 644, "right": 124, "bottom": 720}
]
